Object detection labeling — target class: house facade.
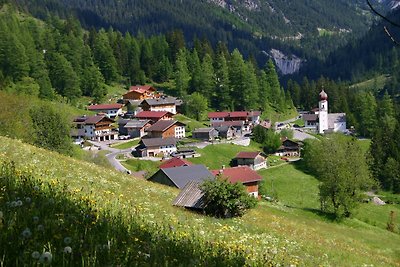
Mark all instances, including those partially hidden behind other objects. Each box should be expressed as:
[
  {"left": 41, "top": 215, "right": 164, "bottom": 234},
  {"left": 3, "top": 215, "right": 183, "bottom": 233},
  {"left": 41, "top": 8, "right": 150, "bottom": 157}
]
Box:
[
  {"left": 118, "top": 119, "right": 151, "bottom": 138},
  {"left": 73, "top": 115, "right": 118, "bottom": 142},
  {"left": 275, "top": 139, "right": 301, "bottom": 157},
  {"left": 123, "top": 85, "right": 157, "bottom": 100},
  {"left": 235, "top": 152, "right": 267, "bottom": 170},
  {"left": 87, "top": 104, "right": 123, "bottom": 118},
  {"left": 192, "top": 127, "right": 219, "bottom": 141},
  {"left": 134, "top": 137, "right": 177, "bottom": 157},
  {"left": 212, "top": 166, "right": 262, "bottom": 198},
  {"left": 140, "top": 97, "right": 177, "bottom": 114},
  {"left": 145, "top": 120, "right": 185, "bottom": 139},
  {"left": 135, "top": 111, "right": 173, "bottom": 123},
  {"left": 215, "top": 125, "right": 235, "bottom": 139},
  {"left": 208, "top": 111, "right": 261, "bottom": 126}
]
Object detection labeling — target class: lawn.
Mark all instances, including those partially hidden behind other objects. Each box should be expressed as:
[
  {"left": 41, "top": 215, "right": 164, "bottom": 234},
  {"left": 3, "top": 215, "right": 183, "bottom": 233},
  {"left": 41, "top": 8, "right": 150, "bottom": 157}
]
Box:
[
  {"left": 121, "top": 158, "right": 161, "bottom": 177},
  {"left": 110, "top": 139, "right": 140, "bottom": 150},
  {"left": 1, "top": 136, "right": 400, "bottom": 266},
  {"left": 350, "top": 74, "right": 389, "bottom": 92},
  {"left": 186, "top": 142, "right": 262, "bottom": 169},
  {"left": 173, "top": 114, "right": 208, "bottom": 136}
]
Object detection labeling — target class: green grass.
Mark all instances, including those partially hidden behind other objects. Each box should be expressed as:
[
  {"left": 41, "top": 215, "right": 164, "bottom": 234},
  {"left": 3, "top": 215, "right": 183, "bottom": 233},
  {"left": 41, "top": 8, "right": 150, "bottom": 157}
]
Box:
[
  {"left": 110, "top": 139, "right": 140, "bottom": 150},
  {"left": 173, "top": 114, "right": 207, "bottom": 135},
  {"left": 1, "top": 136, "right": 400, "bottom": 266},
  {"left": 122, "top": 158, "right": 161, "bottom": 177},
  {"left": 350, "top": 74, "right": 389, "bottom": 91},
  {"left": 186, "top": 142, "right": 262, "bottom": 170},
  {"left": 291, "top": 118, "right": 305, "bottom": 127}
]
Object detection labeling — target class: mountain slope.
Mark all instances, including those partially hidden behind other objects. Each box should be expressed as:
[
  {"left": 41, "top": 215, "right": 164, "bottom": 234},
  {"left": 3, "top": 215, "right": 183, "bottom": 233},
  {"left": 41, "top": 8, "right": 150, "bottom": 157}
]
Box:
[
  {"left": 1, "top": 136, "right": 400, "bottom": 266},
  {"left": 9, "top": 0, "right": 380, "bottom": 66}
]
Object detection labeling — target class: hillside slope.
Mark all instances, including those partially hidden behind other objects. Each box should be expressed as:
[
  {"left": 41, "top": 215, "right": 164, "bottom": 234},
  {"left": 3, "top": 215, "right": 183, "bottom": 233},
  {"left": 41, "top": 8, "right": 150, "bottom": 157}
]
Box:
[
  {"left": 0, "top": 136, "right": 399, "bottom": 266},
  {"left": 9, "top": 0, "right": 379, "bottom": 63}
]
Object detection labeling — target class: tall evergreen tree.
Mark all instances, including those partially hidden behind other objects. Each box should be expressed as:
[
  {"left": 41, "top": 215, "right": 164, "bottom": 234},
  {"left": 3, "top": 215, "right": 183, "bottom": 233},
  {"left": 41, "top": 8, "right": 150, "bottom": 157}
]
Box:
[
  {"left": 92, "top": 30, "right": 118, "bottom": 84},
  {"left": 214, "top": 52, "right": 231, "bottom": 110},
  {"left": 174, "top": 49, "right": 190, "bottom": 97}
]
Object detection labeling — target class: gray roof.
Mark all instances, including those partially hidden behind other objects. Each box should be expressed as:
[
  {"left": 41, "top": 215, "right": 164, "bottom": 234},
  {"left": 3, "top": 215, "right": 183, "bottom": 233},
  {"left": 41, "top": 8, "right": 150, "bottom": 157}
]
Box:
[
  {"left": 146, "top": 120, "right": 184, "bottom": 132},
  {"left": 172, "top": 181, "right": 205, "bottom": 209},
  {"left": 303, "top": 114, "right": 318, "bottom": 122},
  {"left": 192, "top": 127, "right": 215, "bottom": 133},
  {"left": 142, "top": 97, "right": 177, "bottom": 106},
  {"left": 160, "top": 164, "right": 214, "bottom": 189},
  {"left": 215, "top": 125, "right": 233, "bottom": 134},
  {"left": 141, "top": 137, "right": 176, "bottom": 147},
  {"left": 328, "top": 113, "right": 346, "bottom": 128},
  {"left": 124, "top": 120, "right": 150, "bottom": 128}
]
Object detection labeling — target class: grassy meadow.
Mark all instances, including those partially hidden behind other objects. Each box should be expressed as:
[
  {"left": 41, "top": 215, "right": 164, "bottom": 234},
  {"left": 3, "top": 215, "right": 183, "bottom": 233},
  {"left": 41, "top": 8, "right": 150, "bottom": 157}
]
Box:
[{"left": 1, "top": 136, "right": 399, "bottom": 266}]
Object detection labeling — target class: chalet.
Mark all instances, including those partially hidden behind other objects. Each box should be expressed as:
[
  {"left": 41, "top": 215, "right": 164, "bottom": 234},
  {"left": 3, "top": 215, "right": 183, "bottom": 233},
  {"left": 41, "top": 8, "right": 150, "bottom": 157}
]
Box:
[
  {"left": 215, "top": 125, "right": 235, "bottom": 140},
  {"left": 145, "top": 120, "right": 186, "bottom": 139},
  {"left": 213, "top": 121, "right": 244, "bottom": 136},
  {"left": 192, "top": 127, "right": 218, "bottom": 141},
  {"left": 234, "top": 152, "right": 267, "bottom": 170},
  {"left": 133, "top": 137, "right": 176, "bottom": 157},
  {"left": 140, "top": 96, "right": 178, "bottom": 114},
  {"left": 208, "top": 111, "right": 261, "bottom": 125},
  {"left": 87, "top": 104, "right": 123, "bottom": 118},
  {"left": 212, "top": 166, "right": 262, "bottom": 198},
  {"left": 159, "top": 157, "right": 193, "bottom": 169},
  {"left": 135, "top": 111, "right": 173, "bottom": 123},
  {"left": 70, "top": 128, "right": 85, "bottom": 145},
  {"left": 123, "top": 85, "right": 157, "bottom": 101},
  {"left": 148, "top": 164, "right": 214, "bottom": 189},
  {"left": 118, "top": 119, "right": 151, "bottom": 138},
  {"left": 259, "top": 120, "right": 272, "bottom": 129},
  {"left": 275, "top": 139, "right": 301, "bottom": 157},
  {"left": 303, "top": 114, "right": 318, "bottom": 128},
  {"left": 73, "top": 115, "right": 118, "bottom": 142}
]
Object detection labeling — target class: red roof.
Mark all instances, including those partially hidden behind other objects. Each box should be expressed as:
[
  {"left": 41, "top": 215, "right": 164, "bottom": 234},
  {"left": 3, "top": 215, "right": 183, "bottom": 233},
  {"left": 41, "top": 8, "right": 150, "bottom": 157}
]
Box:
[
  {"left": 229, "top": 111, "right": 248, "bottom": 118},
  {"left": 135, "top": 111, "right": 170, "bottom": 119},
  {"left": 235, "top": 152, "right": 261, "bottom": 159},
  {"left": 159, "top": 157, "right": 193, "bottom": 169},
  {"left": 128, "top": 85, "right": 156, "bottom": 94},
  {"left": 88, "top": 104, "right": 123, "bottom": 110},
  {"left": 208, "top": 112, "right": 230, "bottom": 118},
  {"left": 211, "top": 166, "right": 262, "bottom": 184}
]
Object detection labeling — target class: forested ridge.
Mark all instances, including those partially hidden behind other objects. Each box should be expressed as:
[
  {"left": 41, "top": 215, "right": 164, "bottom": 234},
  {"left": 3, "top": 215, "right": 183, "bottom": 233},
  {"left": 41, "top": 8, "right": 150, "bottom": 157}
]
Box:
[{"left": 6, "top": 0, "right": 378, "bottom": 62}]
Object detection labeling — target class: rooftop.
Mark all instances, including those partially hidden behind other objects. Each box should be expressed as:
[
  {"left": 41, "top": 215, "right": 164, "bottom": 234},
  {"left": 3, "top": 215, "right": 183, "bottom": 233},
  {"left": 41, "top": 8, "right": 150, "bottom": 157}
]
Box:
[
  {"left": 88, "top": 104, "right": 123, "bottom": 110},
  {"left": 159, "top": 157, "right": 193, "bottom": 169},
  {"left": 140, "top": 137, "right": 176, "bottom": 147},
  {"left": 156, "top": 165, "right": 214, "bottom": 189},
  {"left": 135, "top": 111, "right": 171, "bottom": 119},
  {"left": 212, "top": 166, "right": 262, "bottom": 184},
  {"left": 146, "top": 120, "right": 184, "bottom": 132},
  {"left": 141, "top": 97, "right": 177, "bottom": 106},
  {"left": 235, "top": 151, "right": 262, "bottom": 159}
]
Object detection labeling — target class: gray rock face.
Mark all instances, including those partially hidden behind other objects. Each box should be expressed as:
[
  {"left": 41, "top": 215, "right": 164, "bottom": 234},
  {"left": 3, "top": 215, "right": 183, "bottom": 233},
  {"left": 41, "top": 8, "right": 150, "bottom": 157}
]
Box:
[{"left": 269, "top": 49, "right": 302, "bottom": 75}]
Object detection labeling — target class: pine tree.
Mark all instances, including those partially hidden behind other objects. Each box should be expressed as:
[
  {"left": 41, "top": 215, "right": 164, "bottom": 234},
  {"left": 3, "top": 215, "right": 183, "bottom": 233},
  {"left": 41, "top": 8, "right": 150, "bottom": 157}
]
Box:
[
  {"left": 92, "top": 30, "right": 118, "bottom": 84},
  {"left": 174, "top": 49, "right": 190, "bottom": 97},
  {"left": 265, "top": 59, "right": 281, "bottom": 108},
  {"left": 229, "top": 49, "right": 247, "bottom": 110},
  {"left": 214, "top": 52, "right": 231, "bottom": 110}
]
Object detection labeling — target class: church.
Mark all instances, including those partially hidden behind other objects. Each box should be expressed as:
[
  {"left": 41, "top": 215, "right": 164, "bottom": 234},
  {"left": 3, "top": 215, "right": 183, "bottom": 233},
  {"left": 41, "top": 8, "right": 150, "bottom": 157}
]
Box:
[{"left": 303, "top": 90, "right": 347, "bottom": 134}]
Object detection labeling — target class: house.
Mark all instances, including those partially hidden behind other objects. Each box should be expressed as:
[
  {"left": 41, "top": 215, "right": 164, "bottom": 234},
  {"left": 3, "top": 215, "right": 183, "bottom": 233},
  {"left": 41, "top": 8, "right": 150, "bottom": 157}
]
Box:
[
  {"left": 145, "top": 120, "right": 186, "bottom": 139},
  {"left": 303, "top": 90, "right": 347, "bottom": 134},
  {"left": 172, "top": 181, "right": 206, "bottom": 210},
  {"left": 259, "top": 120, "right": 272, "bottom": 129},
  {"left": 159, "top": 157, "right": 193, "bottom": 169},
  {"left": 215, "top": 125, "right": 235, "bottom": 140},
  {"left": 87, "top": 104, "right": 123, "bottom": 118},
  {"left": 140, "top": 96, "right": 178, "bottom": 114},
  {"left": 192, "top": 127, "right": 219, "bottom": 141},
  {"left": 234, "top": 152, "right": 267, "bottom": 170},
  {"left": 118, "top": 119, "right": 151, "bottom": 138},
  {"left": 170, "top": 148, "right": 198, "bottom": 158},
  {"left": 208, "top": 111, "right": 261, "bottom": 126},
  {"left": 213, "top": 121, "right": 244, "bottom": 137},
  {"left": 148, "top": 164, "right": 214, "bottom": 189},
  {"left": 275, "top": 139, "right": 301, "bottom": 157},
  {"left": 135, "top": 111, "right": 173, "bottom": 123},
  {"left": 123, "top": 85, "right": 157, "bottom": 101},
  {"left": 212, "top": 166, "right": 262, "bottom": 198},
  {"left": 70, "top": 128, "right": 85, "bottom": 145},
  {"left": 73, "top": 115, "right": 118, "bottom": 142},
  {"left": 133, "top": 137, "right": 176, "bottom": 157}
]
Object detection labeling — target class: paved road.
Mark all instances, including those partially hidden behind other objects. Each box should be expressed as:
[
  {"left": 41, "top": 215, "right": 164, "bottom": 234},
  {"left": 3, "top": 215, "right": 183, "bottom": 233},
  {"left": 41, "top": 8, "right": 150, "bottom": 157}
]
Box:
[
  {"left": 292, "top": 129, "right": 316, "bottom": 141},
  {"left": 88, "top": 140, "right": 132, "bottom": 173}
]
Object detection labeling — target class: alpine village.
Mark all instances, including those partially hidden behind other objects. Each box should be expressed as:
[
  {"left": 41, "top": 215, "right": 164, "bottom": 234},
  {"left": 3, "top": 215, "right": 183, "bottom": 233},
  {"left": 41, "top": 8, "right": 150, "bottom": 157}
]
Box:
[{"left": 1, "top": 0, "right": 400, "bottom": 266}]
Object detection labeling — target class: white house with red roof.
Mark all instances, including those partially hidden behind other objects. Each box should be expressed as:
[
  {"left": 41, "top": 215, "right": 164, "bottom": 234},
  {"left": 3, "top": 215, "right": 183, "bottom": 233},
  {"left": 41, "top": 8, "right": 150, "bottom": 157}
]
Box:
[
  {"left": 208, "top": 111, "right": 261, "bottom": 126},
  {"left": 212, "top": 166, "right": 263, "bottom": 198},
  {"left": 87, "top": 104, "right": 123, "bottom": 118},
  {"left": 234, "top": 151, "right": 267, "bottom": 170}
]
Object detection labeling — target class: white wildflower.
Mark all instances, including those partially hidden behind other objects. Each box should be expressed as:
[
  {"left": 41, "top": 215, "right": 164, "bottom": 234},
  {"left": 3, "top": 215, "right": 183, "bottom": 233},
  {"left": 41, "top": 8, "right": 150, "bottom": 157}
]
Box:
[
  {"left": 63, "top": 246, "right": 72, "bottom": 254},
  {"left": 16, "top": 200, "right": 23, "bottom": 206},
  {"left": 25, "top": 197, "right": 31, "bottom": 203},
  {"left": 22, "top": 228, "right": 32, "bottom": 238},
  {"left": 32, "top": 216, "right": 39, "bottom": 223},
  {"left": 64, "top": 237, "right": 72, "bottom": 245},
  {"left": 39, "top": 252, "right": 52, "bottom": 264},
  {"left": 31, "top": 251, "right": 40, "bottom": 259},
  {"left": 37, "top": 224, "right": 44, "bottom": 232}
]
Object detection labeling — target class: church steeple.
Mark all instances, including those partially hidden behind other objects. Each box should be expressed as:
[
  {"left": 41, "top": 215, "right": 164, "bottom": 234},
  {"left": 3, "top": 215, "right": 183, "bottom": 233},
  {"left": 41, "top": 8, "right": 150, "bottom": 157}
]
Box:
[{"left": 318, "top": 89, "right": 328, "bottom": 134}]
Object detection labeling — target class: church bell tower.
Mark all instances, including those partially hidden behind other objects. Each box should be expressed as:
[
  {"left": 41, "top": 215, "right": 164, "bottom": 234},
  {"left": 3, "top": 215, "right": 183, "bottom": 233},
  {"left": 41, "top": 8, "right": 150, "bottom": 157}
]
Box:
[{"left": 318, "top": 89, "right": 328, "bottom": 134}]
